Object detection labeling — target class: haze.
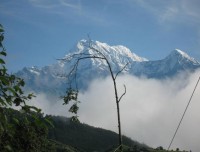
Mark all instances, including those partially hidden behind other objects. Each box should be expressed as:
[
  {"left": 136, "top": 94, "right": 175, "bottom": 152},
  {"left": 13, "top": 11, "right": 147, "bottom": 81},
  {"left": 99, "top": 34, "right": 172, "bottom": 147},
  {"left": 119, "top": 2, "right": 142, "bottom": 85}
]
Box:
[{"left": 31, "top": 69, "right": 200, "bottom": 152}]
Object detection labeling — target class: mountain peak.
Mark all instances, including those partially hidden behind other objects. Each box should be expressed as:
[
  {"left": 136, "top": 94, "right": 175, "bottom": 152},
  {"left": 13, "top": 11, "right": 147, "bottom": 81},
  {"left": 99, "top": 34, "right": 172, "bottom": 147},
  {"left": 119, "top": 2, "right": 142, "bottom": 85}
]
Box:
[
  {"left": 166, "top": 49, "right": 199, "bottom": 64},
  {"left": 172, "top": 49, "right": 190, "bottom": 58},
  {"left": 72, "top": 39, "right": 148, "bottom": 62}
]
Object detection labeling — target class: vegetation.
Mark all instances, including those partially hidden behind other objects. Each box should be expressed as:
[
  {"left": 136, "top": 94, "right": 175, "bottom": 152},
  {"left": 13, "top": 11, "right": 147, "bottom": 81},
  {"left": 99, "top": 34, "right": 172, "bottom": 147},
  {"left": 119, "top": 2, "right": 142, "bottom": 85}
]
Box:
[
  {"left": 0, "top": 108, "right": 56, "bottom": 151},
  {"left": 48, "top": 115, "right": 150, "bottom": 152},
  {"left": 5, "top": 109, "right": 187, "bottom": 152},
  {"left": 1, "top": 108, "right": 80, "bottom": 152},
  {"left": 62, "top": 39, "right": 129, "bottom": 151},
  {"left": 0, "top": 24, "right": 55, "bottom": 151},
  {"left": 2, "top": 108, "right": 153, "bottom": 152}
]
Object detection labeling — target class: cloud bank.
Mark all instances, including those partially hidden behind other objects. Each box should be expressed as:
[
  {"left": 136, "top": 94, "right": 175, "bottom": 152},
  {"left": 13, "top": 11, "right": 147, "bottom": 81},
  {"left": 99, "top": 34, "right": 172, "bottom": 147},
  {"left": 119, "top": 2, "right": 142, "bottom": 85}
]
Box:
[{"left": 30, "top": 69, "right": 200, "bottom": 151}]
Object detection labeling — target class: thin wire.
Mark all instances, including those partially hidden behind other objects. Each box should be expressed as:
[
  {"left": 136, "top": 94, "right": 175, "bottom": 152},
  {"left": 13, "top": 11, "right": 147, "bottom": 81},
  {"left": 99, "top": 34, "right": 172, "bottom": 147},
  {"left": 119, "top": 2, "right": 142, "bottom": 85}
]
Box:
[
  {"left": 167, "top": 76, "right": 200, "bottom": 150},
  {"left": 113, "top": 145, "right": 122, "bottom": 152}
]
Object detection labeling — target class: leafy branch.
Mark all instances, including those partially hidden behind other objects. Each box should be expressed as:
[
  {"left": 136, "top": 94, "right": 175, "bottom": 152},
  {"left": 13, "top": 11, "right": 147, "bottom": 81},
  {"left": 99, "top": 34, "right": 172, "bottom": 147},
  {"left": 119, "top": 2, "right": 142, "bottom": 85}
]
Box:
[{"left": 0, "top": 24, "right": 54, "bottom": 151}]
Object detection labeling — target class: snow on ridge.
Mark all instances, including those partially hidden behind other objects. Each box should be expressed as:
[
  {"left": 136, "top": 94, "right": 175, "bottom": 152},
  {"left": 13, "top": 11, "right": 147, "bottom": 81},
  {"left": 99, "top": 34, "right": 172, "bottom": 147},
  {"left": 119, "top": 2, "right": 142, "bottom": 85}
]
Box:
[
  {"left": 29, "top": 67, "right": 40, "bottom": 75},
  {"left": 63, "top": 39, "right": 148, "bottom": 67},
  {"left": 29, "top": 69, "right": 40, "bottom": 75},
  {"left": 174, "top": 49, "right": 191, "bottom": 58},
  {"left": 93, "top": 40, "right": 147, "bottom": 62},
  {"left": 111, "top": 45, "right": 148, "bottom": 62},
  {"left": 171, "top": 49, "right": 199, "bottom": 63},
  {"left": 63, "top": 40, "right": 199, "bottom": 71}
]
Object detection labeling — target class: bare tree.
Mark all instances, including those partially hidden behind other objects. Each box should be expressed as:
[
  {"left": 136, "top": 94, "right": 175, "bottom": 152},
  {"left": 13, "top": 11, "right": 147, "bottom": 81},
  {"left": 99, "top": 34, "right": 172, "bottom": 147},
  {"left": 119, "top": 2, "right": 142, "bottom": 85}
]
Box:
[{"left": 61, "top": 40, "right": 129, "bottom": 151}]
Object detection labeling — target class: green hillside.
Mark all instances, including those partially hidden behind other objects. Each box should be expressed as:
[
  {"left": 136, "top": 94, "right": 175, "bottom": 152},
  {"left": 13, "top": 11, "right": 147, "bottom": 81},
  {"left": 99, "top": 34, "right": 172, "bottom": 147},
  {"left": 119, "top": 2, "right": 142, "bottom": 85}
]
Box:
[
  {"left": 1, "top": 108, "right": 186, "bottom": 152},
  {"left": 48, "top": 115, "right": 149, "bottom": 152}
]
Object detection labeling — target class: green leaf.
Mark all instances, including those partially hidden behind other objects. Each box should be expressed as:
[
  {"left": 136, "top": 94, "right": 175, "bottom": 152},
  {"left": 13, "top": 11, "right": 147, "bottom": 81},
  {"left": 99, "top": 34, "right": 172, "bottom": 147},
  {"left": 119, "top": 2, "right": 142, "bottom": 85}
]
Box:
[
  {"left": 14, "top": 97, "right": 22, "bottom": 106},
  {"left": 63, "top": 88, "right": 78, "bottom": 105},
  {"left": 0, "top": 24, "right": 4, "bottom": 33},
  {"left": 69, "top": 103, "right": 79, "bottom": 114},
  {"left": 14, "top": 85, "right": 20, "bottom": 92},
  {"left": 4, "top": 145, "right": 12, "bottom": 151},
  {"left": 7, "top": 87, "right": 16, "bottom": 96},
  {"left": 0, "top": 76, "right": 9, "bottom": 85},
  {"left": 21, "top": 105, "right": 30, "bottom": 113},
  {"left": 0, "top": 51, "right": 6, "bottom": 56},
  {"left": 5, "top": 95, "right": 12, "bottom": 106},
  {"left": 0, "top": 34, "right": 4, "bottom": 42},
  {"left": 0, "top": 58, "right": 5, "bottom": 64},
  {"left": 70, "top": 116, "right": 79, "bottom": 123},
  {"left": 44, "top": 118, "right": 54, "bottom": 128},
  {"left": 13, "top": 117, "right": 19, "bottom": 125},
  {"left": 23, "top": 105, "right": 41, "bottom": 113},
  {"left": 0, "top": 97, "right": 7, "bottom": 106},
  {"left": 14, "top": 85, "right": 24, "bottom": 95},
  {"left": 30, "top": 106, "right": 41, "bottom": 113},
  {"left": 19, "top": 79, "right": 25, "bottom": 86},
  {"left": 27, "top": 94, "right": 33, "bottom": 99},
  {"left": 0, "top": 66, "right": 7, "bottom": 75},
  {"left": 9, "top": 75, "right": 16, "bottom": 82}
]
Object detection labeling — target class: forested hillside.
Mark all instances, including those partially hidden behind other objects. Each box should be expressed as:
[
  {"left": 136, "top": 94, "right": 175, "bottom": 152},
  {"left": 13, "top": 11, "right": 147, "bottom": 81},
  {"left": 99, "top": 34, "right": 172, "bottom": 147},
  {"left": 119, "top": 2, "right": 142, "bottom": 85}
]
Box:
[
  {"left": 2, "top": 108, "right": 185, "bottom": 152},
  {"left": 48, "top": 115, "right": 149, "bottom": 152}
]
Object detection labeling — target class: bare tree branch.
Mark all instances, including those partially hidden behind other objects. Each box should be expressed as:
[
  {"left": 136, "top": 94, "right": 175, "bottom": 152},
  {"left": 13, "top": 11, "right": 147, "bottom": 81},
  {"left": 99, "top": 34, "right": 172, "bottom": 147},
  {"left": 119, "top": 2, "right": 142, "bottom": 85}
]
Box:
[
  {"left": 118, "top": 85, "right": 126, "bottom": 103},
  {"left": 114, "top": 62, "right": 129, "bottom": 80},
  {"left": 62, "top": 39, "right": 128, "bottom": 151}
]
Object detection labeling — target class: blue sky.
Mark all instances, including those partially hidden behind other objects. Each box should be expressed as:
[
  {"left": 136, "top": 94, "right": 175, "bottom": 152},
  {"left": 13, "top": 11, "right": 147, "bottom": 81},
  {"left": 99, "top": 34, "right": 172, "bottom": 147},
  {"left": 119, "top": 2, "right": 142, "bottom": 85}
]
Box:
[{"left": 1, "top": 0, "right": 200, "bottom": 72}]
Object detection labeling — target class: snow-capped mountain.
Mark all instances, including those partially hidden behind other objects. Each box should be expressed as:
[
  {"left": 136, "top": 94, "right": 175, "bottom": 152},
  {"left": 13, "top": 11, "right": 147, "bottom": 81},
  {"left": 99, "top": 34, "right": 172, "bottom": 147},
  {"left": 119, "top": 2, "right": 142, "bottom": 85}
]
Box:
[
  {"left": 16, "top": 40, "right": 200, "bottom": 94},
  {"left": 61, "top": 40, "right": 147, "bottom": 73},
  {"left": 131, "top": 49, "right": 200, "bottom": 78}
]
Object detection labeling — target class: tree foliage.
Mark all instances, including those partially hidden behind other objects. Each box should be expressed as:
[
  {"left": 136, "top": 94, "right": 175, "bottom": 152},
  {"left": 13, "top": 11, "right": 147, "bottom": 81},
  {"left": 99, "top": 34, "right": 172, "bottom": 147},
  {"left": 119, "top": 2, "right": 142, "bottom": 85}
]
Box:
[
  {"left": 48, "top": 115, "right": 147, "bottom": 152},
  {"left": 0, "top": 24, "right": 54, "bottom": 151},
  {"left": 63, "top": 88, "right": 80, "bottom": 122}
]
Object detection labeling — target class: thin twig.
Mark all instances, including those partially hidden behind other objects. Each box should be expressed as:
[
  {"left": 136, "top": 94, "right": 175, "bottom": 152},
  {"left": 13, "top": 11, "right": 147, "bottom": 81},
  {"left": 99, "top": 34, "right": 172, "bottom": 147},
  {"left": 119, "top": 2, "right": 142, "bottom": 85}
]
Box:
[
  {"left": 114, "top": 62, "right": 129, "bottom": 80},
  {"left": 118, "top": 85, "right": 126, "bottom": 103}
]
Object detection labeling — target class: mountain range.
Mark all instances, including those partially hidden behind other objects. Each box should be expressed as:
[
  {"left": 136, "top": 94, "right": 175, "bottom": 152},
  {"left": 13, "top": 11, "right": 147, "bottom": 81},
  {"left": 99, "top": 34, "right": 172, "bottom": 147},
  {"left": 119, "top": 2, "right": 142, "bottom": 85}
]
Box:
[{"left": 16, "top": 40, "right": 200, "bottom": 94}]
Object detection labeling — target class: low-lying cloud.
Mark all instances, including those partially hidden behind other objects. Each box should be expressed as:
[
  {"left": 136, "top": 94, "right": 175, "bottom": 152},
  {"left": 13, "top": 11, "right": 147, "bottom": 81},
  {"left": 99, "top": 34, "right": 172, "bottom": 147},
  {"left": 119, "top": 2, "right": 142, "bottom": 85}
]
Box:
[{"left": 30, "top": 69, "right": 200, "bottom": 151}]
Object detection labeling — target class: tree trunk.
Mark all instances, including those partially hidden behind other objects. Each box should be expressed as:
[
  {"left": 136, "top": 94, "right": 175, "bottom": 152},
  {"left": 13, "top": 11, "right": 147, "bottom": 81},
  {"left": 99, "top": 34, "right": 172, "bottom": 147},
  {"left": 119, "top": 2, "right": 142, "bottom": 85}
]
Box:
[{"left": 117, "top": 101, "right": 122, "bottom": 151}]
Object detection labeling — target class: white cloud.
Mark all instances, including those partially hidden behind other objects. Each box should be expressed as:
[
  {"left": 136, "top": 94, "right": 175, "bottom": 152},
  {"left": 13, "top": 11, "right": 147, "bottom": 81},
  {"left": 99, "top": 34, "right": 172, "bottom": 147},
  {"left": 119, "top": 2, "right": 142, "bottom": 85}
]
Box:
[
  {"left": 28, "top": 0, "right": 59, "bottom": 9},
  {"left": 59, "top": 0, "right": 81, "bottom": 10},
  {"left": 28, "top": 0, "right": 81, "bottom": 10},
  {"left": 159, "top": 6, "right": 178, "bottom": 23},
  {"left": 30, "top": 69, "right": 200, "bottom": 151},
  {"left": 181, "top": 0, "right": 200, "bottom": 20},
  {"left": 27, "top": 0, "right": 110, "bottom": 26},
  {"left": 29, "top": 93, "right": 67, "bottom": 116},
  {"left": 78, "top": 70, "right": 200, "bottom": 151},
  {"left": 135, "top": 0, "right": 200, "bottom": 25}
]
